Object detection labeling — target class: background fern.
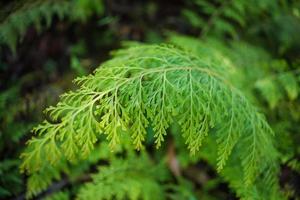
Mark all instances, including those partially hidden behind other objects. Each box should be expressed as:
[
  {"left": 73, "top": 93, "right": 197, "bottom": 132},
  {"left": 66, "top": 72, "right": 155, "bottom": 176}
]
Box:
[
  {"left": 77, "top": 153, "right": 167, "bottom": 200},
  {"left": 0, "top": 0, "right": 104, "bottom": 53}
]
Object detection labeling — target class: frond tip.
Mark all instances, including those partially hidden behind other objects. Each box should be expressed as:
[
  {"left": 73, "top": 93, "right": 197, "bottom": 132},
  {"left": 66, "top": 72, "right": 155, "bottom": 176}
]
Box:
[{"left": 21, "top": 44, "right": 277, "bottom": 187}]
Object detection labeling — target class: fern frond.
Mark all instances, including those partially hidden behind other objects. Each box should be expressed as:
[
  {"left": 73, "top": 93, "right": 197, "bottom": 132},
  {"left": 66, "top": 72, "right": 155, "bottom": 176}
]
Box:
[
  {"left": 168, "top": 34, "right": 283, "bottom": 199},
  {"left": 21, "top": 43, "right": 276, "bottom": 188},
  {"left": 0, "top": 0, "right": 104, "bottom": 52},
  {"left": 183, "top": 0, "right": 279, "bottom": 38},
  {"left": 278, "top": 71, "right": 299, "bottom": 100},
  {"left": 77, "top": 153, "right": 167, "bottom": 200},
  {"left": 26, "top": 164, "right": 63, "bottom": 198},
  {"left": 25, "top": 142, "right": 113, "bottom": 198},
  {"left": 255, "top": 70, "right": 300, "bottom": 109},
  {"left": 169, "top": 34, "right": 300, "bottom": 109}
]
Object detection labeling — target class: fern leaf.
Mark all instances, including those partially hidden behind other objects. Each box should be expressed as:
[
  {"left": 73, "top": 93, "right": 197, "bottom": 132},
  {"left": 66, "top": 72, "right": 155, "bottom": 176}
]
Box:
[
  {"left": 21, "top": 44, "right": 276, "bottom": 188},
  {"left": 77, "top": 154, "right": 166, "bottom": 200},
  {"left": 26, "top": 165, "right": 62, "bottom": 198},
  {"left": 279, "top": 72, "right": 299, "bottom": 100},
  {"left": 0, "top": 0, "right": 104, "bottom": 52}
]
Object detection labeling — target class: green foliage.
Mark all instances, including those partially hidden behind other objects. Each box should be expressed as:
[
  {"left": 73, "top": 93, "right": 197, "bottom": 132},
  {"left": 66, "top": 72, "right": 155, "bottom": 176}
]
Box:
[
  {"left": 0, "top": 85, "right": 31, "bottom": 198},
  {"left": 255, "top": 71, "right": 300, "bottom": 109},
  {"left": 1, "top": 0, "right": 299, "bottom": 199},
  {"left": 26, "top": 164, "right": 63, "bottom": 198},
  {"left": 77, "top": 153, "right": 167, "bottom": 200},
  {"left": 183, "top": 0, "right": 278, "bottom": 38},
  {"left": 25, "top": 141, "right": 112, "bottom": 198},
  {"left": 0, "top": 73, "right": 67, "bottom": 199},
  {"left": 20, "top": 43, "right": 280, "bottom": 199},
  {"left": 182, "top": 0, "right": 300, "bottom": 56},
  {"left": 0, "top": 0, "right": 104, "bottom": 52},
  {"left": 44, "top": 191, "right": 69, "bottom": 200},
  {"left": 0, "top": 160, "right": 23, "bottom": 197},
  {"left": 169, "top": 34, "right": 300, "bottom": 199}
]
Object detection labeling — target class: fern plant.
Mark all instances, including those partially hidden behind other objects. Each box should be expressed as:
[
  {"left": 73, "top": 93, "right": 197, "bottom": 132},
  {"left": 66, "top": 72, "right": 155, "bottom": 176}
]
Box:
[
  {"left": 0, "top": 0, "right": 104, "bottom": 52},
  {"left": 77, "top": 152, "right": 167, "bottom": 200},
  {"left": 181, "top": 0, "right": 284, "bottom": 41},
  {"left": 20, "top": 43, "right": 280, "bottom": 199},
  {"left": 168, "top": 34, "right": 300, "bottom": 199}
]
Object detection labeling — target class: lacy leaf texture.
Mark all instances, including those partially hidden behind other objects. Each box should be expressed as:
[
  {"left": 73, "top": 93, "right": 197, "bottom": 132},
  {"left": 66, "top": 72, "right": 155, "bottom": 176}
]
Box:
[{"left": 21, "top": 44, "right": 278, "bottom": 189}]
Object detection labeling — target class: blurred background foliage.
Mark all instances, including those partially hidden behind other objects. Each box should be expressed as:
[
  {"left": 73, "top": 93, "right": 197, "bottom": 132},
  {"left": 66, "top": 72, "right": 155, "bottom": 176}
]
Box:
[{"left": 0, "top": 0, "right": 300, "bottom": 199}]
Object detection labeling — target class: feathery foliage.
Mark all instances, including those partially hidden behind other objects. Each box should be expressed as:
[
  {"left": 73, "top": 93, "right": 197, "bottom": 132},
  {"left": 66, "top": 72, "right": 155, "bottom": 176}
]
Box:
[
  {"left": 77, "top": 153, "right": 167, "bottom": 200},
  {"left": 25, "top": 141, "right": 113, "bottom": 198},
  {"left": 182, "top": 0, "right": 279, "bottom": 38},
  {"left": 168, "top": 34, "right": 300, "bottom": 199},
  {"left": 0, "top": 0, "right": 103, "bottom": 52},
  {"left": 0, "top": 0, "right": 299, "bottom": 199},
  {"left": 21, "top": 43, "right": 278, "bottom": 196}
]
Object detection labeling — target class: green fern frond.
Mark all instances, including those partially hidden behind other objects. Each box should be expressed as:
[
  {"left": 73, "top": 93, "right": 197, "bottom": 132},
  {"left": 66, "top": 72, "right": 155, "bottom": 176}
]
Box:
[
  {"left": 0, "top": 0, "right": 68, "bottom": 52},
  {"left": 25, "top": 142, "right": 113, "bottom": 198},
  {"left": 183, "top": 0, "right": 247, "bottom": 38},
  {"left": 21, "top": 44, "right": 276, "bottom": 188},
  {"left": 168, "top": 34, "right": 284, "bottom": 199},
  {"left": 278, "top": 72, "right": 299, "bottom": 101},
  {"left": 77, "top": 153, "right": 166, "bottom": 200},
  {"left": 255, "top": 71, "right": 300, "bottom": 109},
  {"left": 0, "top": 0, "right": 103, "bottom": 52},
  {"left": 169, "top": 34, "right": 300, "bottom": 110},
  {"left": 26, "top": 164, "right": 63, "bottom": 198}
]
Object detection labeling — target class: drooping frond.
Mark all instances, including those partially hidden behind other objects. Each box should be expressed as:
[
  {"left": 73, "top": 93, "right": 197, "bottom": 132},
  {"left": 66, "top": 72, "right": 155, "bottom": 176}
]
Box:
[
  {"left": 169, "top": 34, "right": 300, "bottom": 109},
  {"left": 168, "top": 34, "right": 284, "bottom": 199},
  {"left": 21, "top": 43, "right": 276, "bottom": 188}
]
